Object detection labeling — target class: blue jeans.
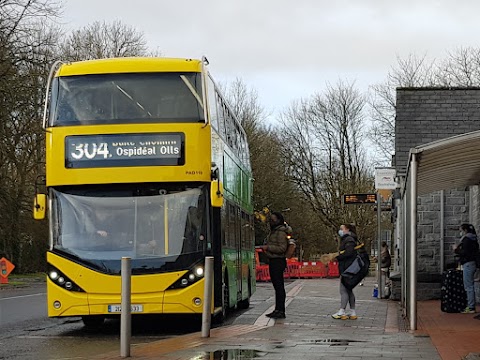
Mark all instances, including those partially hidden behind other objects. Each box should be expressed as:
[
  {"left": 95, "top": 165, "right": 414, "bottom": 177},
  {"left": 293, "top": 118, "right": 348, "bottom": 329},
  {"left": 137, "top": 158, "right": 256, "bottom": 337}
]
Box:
[{"left": 463, "top": 261, "right": 477, "bottom": 310}]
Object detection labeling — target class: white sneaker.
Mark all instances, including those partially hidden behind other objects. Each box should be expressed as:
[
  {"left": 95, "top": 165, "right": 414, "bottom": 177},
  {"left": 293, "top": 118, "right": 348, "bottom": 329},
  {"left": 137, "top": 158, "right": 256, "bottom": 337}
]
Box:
[
  {"left": 348, "top": 310, "right": 357, "bottom": 320},
  {"left": 331, "top": 309, "right": 346, "bottom": 319}
]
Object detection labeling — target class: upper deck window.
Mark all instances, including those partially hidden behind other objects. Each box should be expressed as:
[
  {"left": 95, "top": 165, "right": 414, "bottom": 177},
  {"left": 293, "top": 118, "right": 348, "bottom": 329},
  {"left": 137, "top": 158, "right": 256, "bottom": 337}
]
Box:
[{"left": 49, "top": 72, "right": 204, "bottom": 126}]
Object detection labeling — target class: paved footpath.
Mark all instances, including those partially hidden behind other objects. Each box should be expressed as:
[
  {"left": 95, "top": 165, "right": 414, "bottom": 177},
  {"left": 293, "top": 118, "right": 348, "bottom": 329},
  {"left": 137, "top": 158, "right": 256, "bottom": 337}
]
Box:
[{"left": 98, "top": 277, "right": 441, "bottom": 360}]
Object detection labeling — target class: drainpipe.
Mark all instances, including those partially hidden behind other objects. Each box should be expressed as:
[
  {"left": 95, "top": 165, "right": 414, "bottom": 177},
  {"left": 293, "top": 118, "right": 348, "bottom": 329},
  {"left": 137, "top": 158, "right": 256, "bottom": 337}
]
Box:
[{"left": 440, "top": 190, "right": 444, "bottom": 274}]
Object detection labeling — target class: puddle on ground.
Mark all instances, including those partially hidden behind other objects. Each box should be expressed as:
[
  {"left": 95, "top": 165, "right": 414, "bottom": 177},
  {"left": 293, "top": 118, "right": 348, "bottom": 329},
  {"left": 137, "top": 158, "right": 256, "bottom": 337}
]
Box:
[
  {"left": 189, "top": 349, "right": 268, "bottom": 359},
  {"left": 301, "top": 339, "right": 366, "bottom": 346}
]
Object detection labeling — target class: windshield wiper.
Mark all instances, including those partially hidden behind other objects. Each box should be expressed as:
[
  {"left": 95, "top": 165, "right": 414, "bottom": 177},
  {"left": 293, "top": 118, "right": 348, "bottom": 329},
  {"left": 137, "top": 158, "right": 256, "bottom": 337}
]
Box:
[
  {"left": 113, "top": 82, "right": 153, "bottom": 117},
  {"left": 180, "top": 75, "right": 204, "bottom": 110}
]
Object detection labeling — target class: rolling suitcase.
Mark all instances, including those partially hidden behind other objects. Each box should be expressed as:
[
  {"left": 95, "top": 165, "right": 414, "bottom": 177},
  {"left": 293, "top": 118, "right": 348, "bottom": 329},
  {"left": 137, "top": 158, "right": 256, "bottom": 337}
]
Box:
[{"left": 441, "top": 269, "right": 467, "bottom": 313}]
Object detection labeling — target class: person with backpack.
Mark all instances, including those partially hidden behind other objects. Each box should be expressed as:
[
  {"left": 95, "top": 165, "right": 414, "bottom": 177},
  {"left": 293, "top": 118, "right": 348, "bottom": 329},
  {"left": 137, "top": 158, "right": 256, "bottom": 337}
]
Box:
[
  {"left": 454, "top": 223, "right": 479, "bottom": 314},
  {"left": 259, "top": 211, "right": 290, "bottom": 319},
  {"left": 332, "top": 223, "right": 368, "bottom": 320}
]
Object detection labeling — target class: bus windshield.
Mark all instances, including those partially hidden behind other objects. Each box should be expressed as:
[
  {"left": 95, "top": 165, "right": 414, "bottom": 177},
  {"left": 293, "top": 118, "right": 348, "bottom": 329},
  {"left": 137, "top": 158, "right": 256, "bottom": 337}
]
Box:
[
  {"left": 49, "top": 72, "right": 204, "bottom": 126},
  {"left": 50, "top": 185, "right": 208, "bottom": 274}
]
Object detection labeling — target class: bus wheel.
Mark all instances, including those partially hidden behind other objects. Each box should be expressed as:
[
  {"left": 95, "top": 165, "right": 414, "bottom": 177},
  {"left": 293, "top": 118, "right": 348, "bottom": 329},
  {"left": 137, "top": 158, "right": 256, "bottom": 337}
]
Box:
[
  {"left": 82, "top": 315, "right": 105, "bottom": 329},
  {"left": 213, "top": 277, "right": 229, "bottom": 324}
]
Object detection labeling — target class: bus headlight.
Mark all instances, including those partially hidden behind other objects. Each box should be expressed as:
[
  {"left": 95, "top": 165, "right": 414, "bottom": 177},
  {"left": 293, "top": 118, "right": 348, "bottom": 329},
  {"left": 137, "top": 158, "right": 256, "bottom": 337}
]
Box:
[
  {"left": 195, "top": 267, "right": 204, "bottom": 277},
  {"left": 47, "top": 265, "right": 84, "bottom": 292},
  {"left": 168, "top": 262, "right": 205, "bottom": 289}
]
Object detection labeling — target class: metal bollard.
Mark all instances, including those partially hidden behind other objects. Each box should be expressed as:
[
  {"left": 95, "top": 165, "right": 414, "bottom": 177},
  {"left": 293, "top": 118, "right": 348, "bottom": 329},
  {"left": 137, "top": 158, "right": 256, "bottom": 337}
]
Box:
[
  {"left": 120, "top": 257, "right": 131, "bottom": 358},
  {"left": 201, "top": 256, "right": 214, "bottom": 338}
]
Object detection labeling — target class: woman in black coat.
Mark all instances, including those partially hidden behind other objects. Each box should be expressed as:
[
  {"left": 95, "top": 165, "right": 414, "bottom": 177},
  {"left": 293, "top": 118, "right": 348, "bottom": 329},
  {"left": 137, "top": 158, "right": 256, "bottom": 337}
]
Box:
[{"left": 332, "top": 223, "right": 365, "bottom": 320}]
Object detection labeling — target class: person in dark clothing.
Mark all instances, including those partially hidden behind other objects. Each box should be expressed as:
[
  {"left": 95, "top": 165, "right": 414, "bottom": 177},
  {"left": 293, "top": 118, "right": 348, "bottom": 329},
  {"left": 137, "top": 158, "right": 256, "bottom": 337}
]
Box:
[
  {"left": 260, "top": 211, "right": 289, "bottom": 319},
  {"left": 454, "top": 223, "right": 479, "bottom": 313},
  {"left": 332, "top": 223, "right": 361, "bottom": 320},
  {"left": 380, "top": 241, "right": 392, "bottom": 275}
]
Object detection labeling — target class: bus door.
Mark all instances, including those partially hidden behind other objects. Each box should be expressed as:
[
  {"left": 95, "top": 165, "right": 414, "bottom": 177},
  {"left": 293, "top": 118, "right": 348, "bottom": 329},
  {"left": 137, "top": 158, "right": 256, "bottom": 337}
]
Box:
[
  {"left": 240, "top": 211, "right": 248, "bottom": 299},
  {"left": 235, "top": 206, "right": 243, "bottom": 300}
]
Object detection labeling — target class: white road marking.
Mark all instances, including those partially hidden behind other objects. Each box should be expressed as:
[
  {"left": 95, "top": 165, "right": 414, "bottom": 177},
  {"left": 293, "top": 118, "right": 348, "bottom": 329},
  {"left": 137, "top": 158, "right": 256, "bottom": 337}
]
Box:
[
  {"left": 254, "top": 280, "right": 305, "bottom": 327},
  {"left": 0, "top": 293, "right": 46, "bottom": 300}
]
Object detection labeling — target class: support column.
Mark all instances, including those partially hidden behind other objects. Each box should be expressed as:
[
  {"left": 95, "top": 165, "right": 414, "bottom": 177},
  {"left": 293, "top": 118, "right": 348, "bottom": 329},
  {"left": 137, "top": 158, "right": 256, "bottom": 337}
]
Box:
[{"left": 409, "top": 153, "right": 418, "bottom": 331}]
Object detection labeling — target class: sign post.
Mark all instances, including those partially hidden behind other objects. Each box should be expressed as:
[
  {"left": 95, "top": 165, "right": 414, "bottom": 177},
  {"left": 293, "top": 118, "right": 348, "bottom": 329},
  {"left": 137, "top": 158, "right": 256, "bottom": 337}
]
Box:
[
  {"left": 0, "top": 257, "right": 15, "bottom": 284},
  {"left": 375, "top": 168, "right": 397, "bottom": 299}
]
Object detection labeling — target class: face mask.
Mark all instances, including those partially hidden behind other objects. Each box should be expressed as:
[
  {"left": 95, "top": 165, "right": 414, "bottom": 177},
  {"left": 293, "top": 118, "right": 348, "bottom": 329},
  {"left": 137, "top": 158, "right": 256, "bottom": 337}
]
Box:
[
  {"left": 460, "top": 231, "right": 464, "bottom": 237},
  {"left": 338, "top": 229, "right": 344, "bottom": 237}
]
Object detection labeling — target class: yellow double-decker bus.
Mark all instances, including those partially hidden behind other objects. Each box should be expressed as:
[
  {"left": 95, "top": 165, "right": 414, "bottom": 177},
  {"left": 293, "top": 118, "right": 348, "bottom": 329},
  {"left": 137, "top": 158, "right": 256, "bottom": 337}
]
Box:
[{"left": 33, "top": 57, "right": 255, "bottom": 327}]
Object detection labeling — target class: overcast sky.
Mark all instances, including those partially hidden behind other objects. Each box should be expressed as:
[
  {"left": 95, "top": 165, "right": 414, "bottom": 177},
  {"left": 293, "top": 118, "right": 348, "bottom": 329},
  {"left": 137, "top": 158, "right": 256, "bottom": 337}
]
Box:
[{"left": 62, "top": 0, "right": 480, "bottom": 120}]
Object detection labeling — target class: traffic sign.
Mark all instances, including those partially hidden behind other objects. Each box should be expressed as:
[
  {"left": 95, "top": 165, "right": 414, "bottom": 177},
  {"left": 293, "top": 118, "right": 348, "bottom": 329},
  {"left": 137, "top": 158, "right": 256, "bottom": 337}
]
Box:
[
  {"left": 0, "top": 257, "right": 15, "bottom": 284},
  {"left": 343, "top": 194, "right": 377, "bottom": 204}
]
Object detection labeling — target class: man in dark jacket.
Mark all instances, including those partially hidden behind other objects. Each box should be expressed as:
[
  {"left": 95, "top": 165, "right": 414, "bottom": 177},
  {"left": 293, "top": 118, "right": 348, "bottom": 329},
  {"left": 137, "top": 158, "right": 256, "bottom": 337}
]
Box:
[
  {"left": 260, "top": 211, "right": 289, "bottom": 319},
  {"left": 454, "top": 223, "right": 479, "bottom": 313}
]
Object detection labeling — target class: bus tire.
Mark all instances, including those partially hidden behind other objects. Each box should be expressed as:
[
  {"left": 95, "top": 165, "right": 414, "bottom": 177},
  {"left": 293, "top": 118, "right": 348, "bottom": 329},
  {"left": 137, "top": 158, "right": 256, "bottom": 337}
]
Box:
[
  {"left": 221, "top": 272, "right": 231, "bottom": 319},
  {"left": 82, "top": 315, "right": 105, "bottom": 329},
  {"left": 213, "top": 274, "right": 230, "bottom": 324}
]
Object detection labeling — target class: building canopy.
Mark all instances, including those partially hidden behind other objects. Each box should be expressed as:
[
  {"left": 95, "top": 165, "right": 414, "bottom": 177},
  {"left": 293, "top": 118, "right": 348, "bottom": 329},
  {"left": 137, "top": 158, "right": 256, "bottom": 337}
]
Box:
[{"left": 410, "top": 130, "right": 480, "bottom": 196}]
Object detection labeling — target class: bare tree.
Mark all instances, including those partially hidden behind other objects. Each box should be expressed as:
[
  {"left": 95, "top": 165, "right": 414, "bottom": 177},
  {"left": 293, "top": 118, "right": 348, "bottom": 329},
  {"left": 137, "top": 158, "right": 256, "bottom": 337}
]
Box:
[
  {"left": 59, "top": 20, "right": 151, "bottom": 61},
  {"left": 368, "top": 53, "right": 437, "bottom": 162},
  {"left": 435, "top": 46, "right": 480, "bottom": 87},
  {"left": 223, "top": 80, "right": 291, "bottom": 241},
  {"left": 0, "top": 0, "right": 61, "bottom": 270},
  {"left": 280, "top": 80, "right": 377, "bottom": 254},
  {"left": 368, "top": 48, "right": 480, "bottom": 163}
]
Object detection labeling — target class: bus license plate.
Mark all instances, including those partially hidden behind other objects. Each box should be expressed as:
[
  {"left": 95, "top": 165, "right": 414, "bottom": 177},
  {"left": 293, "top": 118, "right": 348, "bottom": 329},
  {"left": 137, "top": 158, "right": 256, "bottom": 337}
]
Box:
[{"left": 108, "top": 304, "right": 144, "bottom": 313}]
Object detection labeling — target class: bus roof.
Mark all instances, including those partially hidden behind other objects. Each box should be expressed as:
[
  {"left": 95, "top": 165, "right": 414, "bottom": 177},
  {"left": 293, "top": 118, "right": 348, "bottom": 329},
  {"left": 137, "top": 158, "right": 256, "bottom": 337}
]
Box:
[{"left": 56, "top": 57, "right": 202, "bottom": 77}]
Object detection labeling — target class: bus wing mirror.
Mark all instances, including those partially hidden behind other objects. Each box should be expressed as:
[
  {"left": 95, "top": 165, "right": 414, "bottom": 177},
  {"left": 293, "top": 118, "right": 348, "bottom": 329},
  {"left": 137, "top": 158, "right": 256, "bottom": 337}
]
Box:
[
  {"left": 210, "top": 180, "right": 224, "bottom": 208},
  {"left": 33, "top": 194, "right": 47, "bottom": 220}
]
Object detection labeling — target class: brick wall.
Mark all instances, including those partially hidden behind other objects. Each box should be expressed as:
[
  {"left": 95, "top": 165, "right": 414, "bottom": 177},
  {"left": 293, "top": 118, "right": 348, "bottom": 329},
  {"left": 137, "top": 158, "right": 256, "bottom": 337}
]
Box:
[{"left": 395, "top": 88, "right": 480, "bottom": 280}]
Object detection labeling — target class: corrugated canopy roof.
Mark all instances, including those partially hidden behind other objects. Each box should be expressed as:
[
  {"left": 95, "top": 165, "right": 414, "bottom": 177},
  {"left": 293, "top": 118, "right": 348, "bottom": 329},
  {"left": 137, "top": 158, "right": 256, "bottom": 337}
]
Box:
[{"left": 409, "top": 130, "right": 480, "bottom": 195}]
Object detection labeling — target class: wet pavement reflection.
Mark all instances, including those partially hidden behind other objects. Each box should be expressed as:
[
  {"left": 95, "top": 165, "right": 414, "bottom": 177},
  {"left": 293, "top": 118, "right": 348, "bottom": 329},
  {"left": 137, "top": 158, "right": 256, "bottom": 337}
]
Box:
[
  {"left": 189, "top": 349, "right": 268, "bottom": 359},
  {"left": 2, "top": 315, "right": 202, "bottom": 360}
]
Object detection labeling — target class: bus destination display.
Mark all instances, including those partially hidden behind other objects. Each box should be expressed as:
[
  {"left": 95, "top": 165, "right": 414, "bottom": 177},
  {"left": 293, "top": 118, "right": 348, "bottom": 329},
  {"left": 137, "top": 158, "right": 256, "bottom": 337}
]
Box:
[{"left": 65, "top": 133, "right": 184, "bottom": 168}]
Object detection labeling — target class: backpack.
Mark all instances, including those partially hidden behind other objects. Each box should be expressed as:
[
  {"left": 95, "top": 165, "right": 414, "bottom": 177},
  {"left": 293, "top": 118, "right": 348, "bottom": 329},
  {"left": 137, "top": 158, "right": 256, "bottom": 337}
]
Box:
[{"left": 285, "top": 235, "right": 296, "bottom": 259}]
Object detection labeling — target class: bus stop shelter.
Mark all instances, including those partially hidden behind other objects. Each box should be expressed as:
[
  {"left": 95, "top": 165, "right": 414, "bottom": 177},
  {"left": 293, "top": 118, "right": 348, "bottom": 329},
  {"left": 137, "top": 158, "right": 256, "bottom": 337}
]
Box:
[{"left": 399, "top": 130, "right": 480, "bottom": 330}]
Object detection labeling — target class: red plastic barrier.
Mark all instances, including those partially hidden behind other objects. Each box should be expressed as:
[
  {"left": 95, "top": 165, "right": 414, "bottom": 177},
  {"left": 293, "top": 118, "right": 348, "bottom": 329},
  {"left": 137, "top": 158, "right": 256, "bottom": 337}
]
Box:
[
  {"left": 256, "top": 264, "right": 270, "bottom": 282},
  {"left": 327, "top": 260, "right": 340, "bottom": 278},
  {"left": 286, "top": 262, "right": 301, "bottom": 279},
  {"left": 256, "top": 260, "right": 335, "bottom": 281},
  {"left": 297, "top": 261, "right": 327, "bottom": 278}
]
